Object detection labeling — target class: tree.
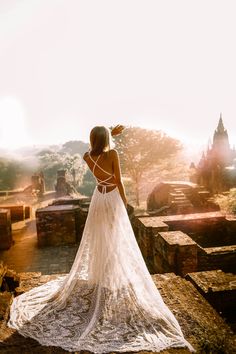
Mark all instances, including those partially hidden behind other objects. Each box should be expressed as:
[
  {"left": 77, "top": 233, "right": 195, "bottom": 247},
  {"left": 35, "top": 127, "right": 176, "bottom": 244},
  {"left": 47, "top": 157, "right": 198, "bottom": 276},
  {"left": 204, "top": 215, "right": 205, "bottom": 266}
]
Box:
[
  {"left": 112, "top": 126, "right": 182, "bottom": 206},
  {"left": 61, "top": 140, "right": 89, "bottom": 156},
  {"left": 0, "top": 157, "right": 32, "bottom": 190},
  {"left": 38, "top": 151, "right": 87, "bottom": 190},
  {"left": 78, "top": 169, "right": 96, "bottom": 196}
]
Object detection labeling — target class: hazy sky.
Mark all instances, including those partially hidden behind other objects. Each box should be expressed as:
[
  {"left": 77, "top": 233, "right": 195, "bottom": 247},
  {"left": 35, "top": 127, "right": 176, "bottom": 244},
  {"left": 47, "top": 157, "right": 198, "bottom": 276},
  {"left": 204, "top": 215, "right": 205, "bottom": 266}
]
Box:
[{"left": 0, "top": 0, "right": 236, "bottom": 150}]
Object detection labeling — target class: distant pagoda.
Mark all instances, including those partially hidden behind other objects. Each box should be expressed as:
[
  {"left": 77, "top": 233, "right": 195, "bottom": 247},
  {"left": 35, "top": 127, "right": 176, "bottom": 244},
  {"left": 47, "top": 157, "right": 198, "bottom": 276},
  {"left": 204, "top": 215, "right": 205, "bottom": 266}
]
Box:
[
  {"left": 196, "top": 114, "right": 236, "bottom": 193},
  {"left": 212, "top": 113, "right": 231, "bottom": 166}
]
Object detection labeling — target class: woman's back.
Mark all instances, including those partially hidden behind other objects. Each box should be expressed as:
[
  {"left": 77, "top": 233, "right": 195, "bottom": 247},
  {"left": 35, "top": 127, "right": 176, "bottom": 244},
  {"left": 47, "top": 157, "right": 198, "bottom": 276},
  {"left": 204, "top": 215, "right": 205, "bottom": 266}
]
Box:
[{"left": 84, "top": 150, "right": 118, "bottom": 194}]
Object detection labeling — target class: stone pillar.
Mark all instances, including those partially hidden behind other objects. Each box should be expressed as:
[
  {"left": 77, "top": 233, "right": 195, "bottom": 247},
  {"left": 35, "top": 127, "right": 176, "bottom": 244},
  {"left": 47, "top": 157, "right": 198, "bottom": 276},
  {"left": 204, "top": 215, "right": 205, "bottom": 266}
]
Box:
[
  {"left": 135, "top": 217, "right": 169, "bottom": 272},
  {"left": 55, "top": 170, "right": 73, "bottom": 198},
  {"left": 31, "top": 173, "right": 45, "bottom": 196},
  {"left": 0, "top": 209, "right": 12, "bottom": 250}
]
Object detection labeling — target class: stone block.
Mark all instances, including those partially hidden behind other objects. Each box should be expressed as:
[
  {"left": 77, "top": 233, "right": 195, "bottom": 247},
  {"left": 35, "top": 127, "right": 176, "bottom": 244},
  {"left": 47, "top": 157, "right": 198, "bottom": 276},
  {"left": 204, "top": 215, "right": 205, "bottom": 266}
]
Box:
[
  {"left": 155, "top": 231, "right": 197, "bottom": 276},
  {"left": 51, "top": 196, "right": 91, "bottom": 207},
  {"left": 0, "top": 209, "right": 12, "bottom": 250},
  {"left": 36, "top": 205, "right": 81, "bottom": 247},
  {"left": 0, "top": 205, "right": 27, "bottom": 222},
  {"left": 24, "top": 206, "right": 31, "bottom": 219},
  {"left": 186, "top": 270, "right": 236, "bottom": 326},
  {"left": 134, "top": 217, "right": 169, "bottom": 272}
]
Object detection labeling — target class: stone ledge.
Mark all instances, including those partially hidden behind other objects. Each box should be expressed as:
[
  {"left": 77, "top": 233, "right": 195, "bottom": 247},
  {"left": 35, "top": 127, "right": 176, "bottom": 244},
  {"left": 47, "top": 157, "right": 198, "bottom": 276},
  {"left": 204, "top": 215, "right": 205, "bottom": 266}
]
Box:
[
  {"left": 137, "top": 217, "right": 169, "bottom": 231},
  {"left": 139, "top": 211, "right": 225, "bottom": 225},
  {"left": 204, "top": 245, "right": 236, "bottom": 255},
  {"left": 158, "top": 231, "right": 197, "bottom": 246},
  {"left": 186, "top": 269, "right": 236, "bottom": 293},
  {"left": 185, "top": 270, "right": 236, "bottom": 333}
]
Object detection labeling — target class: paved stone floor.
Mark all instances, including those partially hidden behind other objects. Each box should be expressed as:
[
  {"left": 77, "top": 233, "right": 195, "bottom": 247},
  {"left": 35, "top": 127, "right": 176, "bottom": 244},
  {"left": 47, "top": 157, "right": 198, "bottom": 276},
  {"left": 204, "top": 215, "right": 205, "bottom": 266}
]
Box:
[
  {"left": 0, "top": 219, "right": 79, "bottom": 275},
  {"left": 1, "top": 272, "right": 236, "bottom": 353}
]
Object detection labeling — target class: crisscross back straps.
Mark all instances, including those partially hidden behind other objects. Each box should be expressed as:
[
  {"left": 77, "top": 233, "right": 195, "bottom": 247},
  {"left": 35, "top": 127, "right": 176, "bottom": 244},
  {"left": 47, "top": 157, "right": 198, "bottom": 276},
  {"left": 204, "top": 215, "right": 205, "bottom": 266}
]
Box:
[
  {"left": 89, "top": 153, "right": 113, "bottom": 177},
  {"left": 88, "top": 153, "right": 116, "bottom": 194}
]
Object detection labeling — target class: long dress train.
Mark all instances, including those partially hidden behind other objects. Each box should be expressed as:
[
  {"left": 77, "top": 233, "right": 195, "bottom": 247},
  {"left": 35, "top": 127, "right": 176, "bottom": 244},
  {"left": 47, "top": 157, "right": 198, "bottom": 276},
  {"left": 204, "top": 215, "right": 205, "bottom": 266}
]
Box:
[{"left": 8, "top": 159, "right": 195, "bottom": 353}]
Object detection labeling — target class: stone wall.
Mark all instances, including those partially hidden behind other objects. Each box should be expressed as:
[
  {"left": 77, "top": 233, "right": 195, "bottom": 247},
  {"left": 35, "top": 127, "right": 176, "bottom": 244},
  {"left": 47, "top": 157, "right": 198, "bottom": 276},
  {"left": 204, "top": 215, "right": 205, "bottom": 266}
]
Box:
[
  {"left": 197, "top": 245, "right": 236, "bottom": 273},
  {"left": 134, "top": 217, "right": 168, "bottom": 272},
  {"left": 36, "top": 197, "right": 135, "bottom": 248},
  {"left": 134, "top": 212, "right": 236, "bottom": 275},
  {"left": 50, "top": 196, "right": 91, "bottom": 242},
  {"left": 154, "top": 231, "right": 197, "bottom": 275},
  {"left": 166, "top": 214, "right": 234, "bottom": 248},
  {"left": 0, "top": 205, "right": 31, "bottom": 223},
  {"left": 36, "top": 205, "right": 81, "bottom": 247}
]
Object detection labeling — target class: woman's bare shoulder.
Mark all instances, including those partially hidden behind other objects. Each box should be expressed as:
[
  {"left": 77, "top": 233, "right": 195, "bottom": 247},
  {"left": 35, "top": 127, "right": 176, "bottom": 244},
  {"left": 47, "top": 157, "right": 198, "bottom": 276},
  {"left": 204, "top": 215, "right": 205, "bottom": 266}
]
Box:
[
  {"left": 109, "top": 149, "right": 119, "bottom": 157},
  {"left": 83, "top": 151, "right": 90, "bottom": 161}
]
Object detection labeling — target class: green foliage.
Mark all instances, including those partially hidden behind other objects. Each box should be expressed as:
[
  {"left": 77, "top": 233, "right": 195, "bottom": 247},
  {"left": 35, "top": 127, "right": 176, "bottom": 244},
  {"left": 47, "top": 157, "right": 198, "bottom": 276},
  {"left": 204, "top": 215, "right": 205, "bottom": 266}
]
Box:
[
  {"left": 112, "top": 126, "right": 182, "bottom": 205},
  {"left": 61, "top": 140, "right": 89, "bottom": 155},
  {"left": 0, "top": 157, "right": 32, "bottom": 190},
  {"left": 215, "top": 188, "right": 236, "bottom": 215},
  {"left": 77, "top": 169, "right": 96, "bottom": 196},
  {"left": 38, "top": 151, "right": 87, "bottom": 190}
]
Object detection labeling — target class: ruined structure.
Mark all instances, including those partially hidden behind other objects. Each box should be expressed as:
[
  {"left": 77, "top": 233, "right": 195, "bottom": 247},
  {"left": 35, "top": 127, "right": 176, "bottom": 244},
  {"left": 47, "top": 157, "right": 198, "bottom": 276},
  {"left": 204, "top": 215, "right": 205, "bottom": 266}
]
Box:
[
  {"left": 36, "top": 205, "right": 81, "bottom": 247},
  {"left": 35, "top": 196, "right": 134, "bottom": 248},
  {"left": 36, "top": 196, "right": 91, "bottom": 247},
  {"left": 133, "top": 211, "right": 236, "bottom": 275},
  {"left": 31, "top": 172, "right": 45, "bottom": 196},
  {"left": 22, "top": 172, "right": 46, "bottom": 198},
  {"left": 147, "top": 181, "right": 219, "bottom": 215},
  {"left": 197, "top": 114, "right": 236, "bottom": 193},
  {"left": 1, "top": 196, "right": 235, "bottom": 350},
  {"left": 55, "top": 169, "right": 75, "bottom": 198},
  {"left": 0, "top": 205, "right": 30, "bottom": 223}
]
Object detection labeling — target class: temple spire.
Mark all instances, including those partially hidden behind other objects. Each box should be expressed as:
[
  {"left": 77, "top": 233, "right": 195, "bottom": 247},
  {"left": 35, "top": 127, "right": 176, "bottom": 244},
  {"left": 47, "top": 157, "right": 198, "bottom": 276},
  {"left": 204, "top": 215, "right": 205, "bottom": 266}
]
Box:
[{"left": 216, "top": 113, "right": 225, "bottom": 133}]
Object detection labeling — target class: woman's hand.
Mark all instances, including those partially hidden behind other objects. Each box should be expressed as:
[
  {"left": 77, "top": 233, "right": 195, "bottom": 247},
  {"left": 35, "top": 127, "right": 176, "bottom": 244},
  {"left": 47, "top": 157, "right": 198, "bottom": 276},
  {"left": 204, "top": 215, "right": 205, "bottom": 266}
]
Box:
[{"left": 111, "top": 125, "right": 125, "bottom": 137}]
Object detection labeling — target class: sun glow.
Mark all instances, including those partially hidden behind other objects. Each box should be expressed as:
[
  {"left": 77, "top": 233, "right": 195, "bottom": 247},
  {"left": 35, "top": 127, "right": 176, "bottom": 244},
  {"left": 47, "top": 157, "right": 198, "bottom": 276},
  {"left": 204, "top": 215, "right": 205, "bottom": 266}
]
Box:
[{"left": 0, "top": 96, "right": 31, "bottom": 149}]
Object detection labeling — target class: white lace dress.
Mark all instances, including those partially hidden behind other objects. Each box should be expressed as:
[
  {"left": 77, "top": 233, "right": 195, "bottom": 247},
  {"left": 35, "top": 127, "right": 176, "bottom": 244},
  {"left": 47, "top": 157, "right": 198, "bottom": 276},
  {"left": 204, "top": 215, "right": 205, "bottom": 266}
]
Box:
[{"left": 8, "top": 155, "right": 195, "bottom": 353}]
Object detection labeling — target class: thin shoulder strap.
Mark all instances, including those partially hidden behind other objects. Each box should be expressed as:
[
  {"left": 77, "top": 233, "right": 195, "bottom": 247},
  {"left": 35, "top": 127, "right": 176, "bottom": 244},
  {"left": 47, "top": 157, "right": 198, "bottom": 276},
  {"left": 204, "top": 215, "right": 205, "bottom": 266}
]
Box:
[
  {"left": 89, "top": 153, "right": 113, "bottom": 176},
  {"left": 89, "top": 153, "right": 101, "bottom": 174}
]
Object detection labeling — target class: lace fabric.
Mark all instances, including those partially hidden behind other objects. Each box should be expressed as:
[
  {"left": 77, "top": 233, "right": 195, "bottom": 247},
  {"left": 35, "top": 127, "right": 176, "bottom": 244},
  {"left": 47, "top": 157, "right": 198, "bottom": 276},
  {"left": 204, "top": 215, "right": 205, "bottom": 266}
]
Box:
[{"left": 8, "top": 187, "right": 195, "bottom": 353}]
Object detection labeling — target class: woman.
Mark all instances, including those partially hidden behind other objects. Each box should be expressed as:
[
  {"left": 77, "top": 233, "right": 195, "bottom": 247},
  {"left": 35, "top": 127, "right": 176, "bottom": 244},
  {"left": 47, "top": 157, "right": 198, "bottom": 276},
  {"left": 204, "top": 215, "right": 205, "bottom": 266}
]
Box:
[{"left": 8, "top": 125, "right": 195, "bottom": 353}]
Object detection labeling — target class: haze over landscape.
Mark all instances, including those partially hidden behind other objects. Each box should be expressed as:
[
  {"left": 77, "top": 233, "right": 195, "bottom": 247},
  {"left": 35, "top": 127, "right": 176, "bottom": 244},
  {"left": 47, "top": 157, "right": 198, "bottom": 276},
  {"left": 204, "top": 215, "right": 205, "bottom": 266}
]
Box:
[{"left": 0, "top": 0, "right": 236, "bottom": 151}]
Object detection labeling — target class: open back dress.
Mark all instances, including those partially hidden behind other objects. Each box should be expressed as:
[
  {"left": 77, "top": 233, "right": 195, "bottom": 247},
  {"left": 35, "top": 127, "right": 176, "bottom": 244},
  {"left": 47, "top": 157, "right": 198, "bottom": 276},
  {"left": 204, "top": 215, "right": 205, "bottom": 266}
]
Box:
[{"left": 8, "top": 153, "right": 195, "bottom": 353}]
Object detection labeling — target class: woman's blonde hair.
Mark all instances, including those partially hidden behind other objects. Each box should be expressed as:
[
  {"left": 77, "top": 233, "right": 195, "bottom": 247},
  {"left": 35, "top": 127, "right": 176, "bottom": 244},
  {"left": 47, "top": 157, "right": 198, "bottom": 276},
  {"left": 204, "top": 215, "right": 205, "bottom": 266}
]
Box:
[{"left": 90, "top": 126, "right": 110, "bottom": 155}]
